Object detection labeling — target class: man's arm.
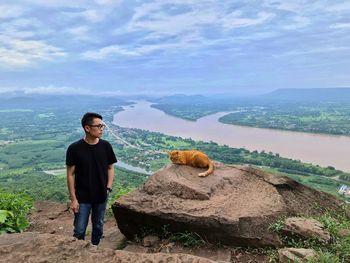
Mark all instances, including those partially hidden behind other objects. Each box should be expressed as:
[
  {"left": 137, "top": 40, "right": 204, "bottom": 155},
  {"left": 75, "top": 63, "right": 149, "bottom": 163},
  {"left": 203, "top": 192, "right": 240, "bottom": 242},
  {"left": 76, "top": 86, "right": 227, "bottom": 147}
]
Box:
[
  {"left": 107, "top": 164, "right": 115, "bottom": 193},
  {"left": 66, "top": 165, "right": 79, "bottom": 213}
]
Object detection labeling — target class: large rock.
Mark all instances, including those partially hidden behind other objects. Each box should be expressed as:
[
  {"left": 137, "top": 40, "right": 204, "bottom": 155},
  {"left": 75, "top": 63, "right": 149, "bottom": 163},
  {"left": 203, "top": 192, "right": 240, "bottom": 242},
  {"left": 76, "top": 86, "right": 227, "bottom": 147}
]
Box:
[
  {"left": 283, "top": 217, "right": 331, "bottom": 243},
  {"left": 278, "top": 248, "right": 317, "bottom": 262},
  {"left": 0, "top": 232, "right": 216, "bottom": 263},
  {"left": 112, "top": 163, "right": 346, "bottom": 247}
]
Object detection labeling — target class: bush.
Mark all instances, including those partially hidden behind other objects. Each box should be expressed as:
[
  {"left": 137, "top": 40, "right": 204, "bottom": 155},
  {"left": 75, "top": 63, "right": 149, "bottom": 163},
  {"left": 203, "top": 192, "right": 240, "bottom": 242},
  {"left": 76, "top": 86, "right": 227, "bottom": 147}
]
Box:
[{"left": 0, "top": 190, "right": 33, "bottom": 234}]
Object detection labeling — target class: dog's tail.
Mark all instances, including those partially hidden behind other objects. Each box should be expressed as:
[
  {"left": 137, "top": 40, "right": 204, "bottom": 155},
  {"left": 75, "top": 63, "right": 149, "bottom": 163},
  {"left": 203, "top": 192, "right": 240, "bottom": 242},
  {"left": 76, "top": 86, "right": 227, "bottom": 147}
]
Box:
[{"left": 198, "top": 161, "right": 214, "bottom": 177}]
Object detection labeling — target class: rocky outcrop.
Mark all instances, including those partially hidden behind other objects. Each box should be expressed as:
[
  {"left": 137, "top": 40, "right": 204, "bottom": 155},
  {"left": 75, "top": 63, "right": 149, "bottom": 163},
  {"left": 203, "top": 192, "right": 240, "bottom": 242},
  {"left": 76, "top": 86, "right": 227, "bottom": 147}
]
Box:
[
  {"left": 283, "top": 217, "right": 331, "bottom": 243},
  {"left": 0, "top": 232, "right": 216, "bottom": 263},
  {"left": 112, "top": 163, "right": 347, "bottom": 247},
  {"left": 278, "top": 248, "right": 317, "bottom": 262}
]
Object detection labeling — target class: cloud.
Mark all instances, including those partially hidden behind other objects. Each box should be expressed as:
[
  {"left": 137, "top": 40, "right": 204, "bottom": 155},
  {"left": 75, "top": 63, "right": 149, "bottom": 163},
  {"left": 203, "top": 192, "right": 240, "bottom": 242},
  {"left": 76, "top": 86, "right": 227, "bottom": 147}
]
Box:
[
  {"left": 127, "top": 2, "right": 274, "bottom": 38},
  {"left": 94, "top": 0, "right": 123, "bottom": 6},
  {"left": 82, "top": 45, "right": 140, "bottom": 59},
  {"left": 80, "top": 9, "right": 105, "bottom": 23},
  {"left": 0, "top": 85, "right": 128, "bottom": 96},
  {"left": 0, "top": 0, "right": 349, "bottom": 93},
  {"left": 0, "top": 85, "right": 87, "bottom": 95},
  {"left": 276, "top": 46, "right": 350, "bottom": 57},
  {"left": 263, "top": 0, "right": 306, "bottom": 13},
  {"left": 0, "top": 4, "right": 25, "bottom": 19},
  {"left": 126, "top": 2, "right": 217, "bottom": 39},
  {"left": 18, "top": 0, "right": 87, "bottom": 8},
  {"left": 82, "top": 31, "right": 212, "bottom": 60},
  {"left": 65, "top": 26, "right": 91, "bottom": 41},
  {"left": 221, "top": 11, "right": 274, "bottom": 30},
  {"left": 24, "top": 85, "right": 87, "bottom": 95},
  {"left": 91, "top": 1, "right": 276, "bottom": 60},
  {"left": 282, "top": 16, "right": 310, "bottom": 30},
  {"left": 0, "top": 39, "right": 66, "bottom": 66},
  {"left": 327, "top": 2, "right": 350, "bottom": 12},
  {"left": 330, "top": 23, "right": 350, "bottom": 29}
]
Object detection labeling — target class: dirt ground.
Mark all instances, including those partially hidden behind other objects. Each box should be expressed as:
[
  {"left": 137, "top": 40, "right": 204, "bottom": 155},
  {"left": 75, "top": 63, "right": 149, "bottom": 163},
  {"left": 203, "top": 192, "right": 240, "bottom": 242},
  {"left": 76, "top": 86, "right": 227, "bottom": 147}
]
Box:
[{"left": 27, "top": 201, "right": 268, "bottom": 263}]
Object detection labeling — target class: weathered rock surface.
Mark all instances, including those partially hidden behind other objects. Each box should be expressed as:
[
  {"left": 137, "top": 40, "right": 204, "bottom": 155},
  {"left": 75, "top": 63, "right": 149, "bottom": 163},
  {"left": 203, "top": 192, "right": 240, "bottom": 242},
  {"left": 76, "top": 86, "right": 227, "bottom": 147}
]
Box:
[
  {"left": 124, "top": 242, "right": 232, "bottom": 263},
  {"left": 338, "top": 228, "right": 350, "bottom": 237},
  {"left": 0, "top": 232, "right": 216, "bottom": 263},
  {"left": 112, "top": 163, "right": 346, "bottom": 247},
  {"left": 142, "top": 235, "right": 160, "bottom": 247},
  {"left": 283, "top": 217, "right": 331, "bottom": 242},
  {"left": 278, "top": 248, "right": 317, "bottom": 262},
  {"left": 27, "top": 200, "right": 125, "bottom": 250}
]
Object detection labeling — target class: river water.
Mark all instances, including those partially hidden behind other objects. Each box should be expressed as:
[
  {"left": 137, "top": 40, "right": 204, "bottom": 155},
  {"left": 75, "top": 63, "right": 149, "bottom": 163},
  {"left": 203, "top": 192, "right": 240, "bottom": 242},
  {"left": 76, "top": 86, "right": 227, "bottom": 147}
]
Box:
[
  {"left": 113, "top": 101, "right": 350, "bottom": 172},
  {"left": 116, "top": 160, "right": 151, "bottom": 175}
]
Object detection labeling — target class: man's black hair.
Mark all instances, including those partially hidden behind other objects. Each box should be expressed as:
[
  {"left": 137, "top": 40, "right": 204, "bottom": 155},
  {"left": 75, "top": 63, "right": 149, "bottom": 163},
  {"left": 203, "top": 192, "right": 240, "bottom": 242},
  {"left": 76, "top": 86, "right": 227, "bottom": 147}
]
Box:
[{"left": 81, "top": 112, "right": 103, "bottom": 128}]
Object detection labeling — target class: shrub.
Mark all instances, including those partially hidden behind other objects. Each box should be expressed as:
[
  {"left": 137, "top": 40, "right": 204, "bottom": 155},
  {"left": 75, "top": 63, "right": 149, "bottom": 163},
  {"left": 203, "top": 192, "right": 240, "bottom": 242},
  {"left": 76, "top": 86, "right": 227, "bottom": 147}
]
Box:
[{"left": 0, "top": 189, "right": 33, "bottom": 234}]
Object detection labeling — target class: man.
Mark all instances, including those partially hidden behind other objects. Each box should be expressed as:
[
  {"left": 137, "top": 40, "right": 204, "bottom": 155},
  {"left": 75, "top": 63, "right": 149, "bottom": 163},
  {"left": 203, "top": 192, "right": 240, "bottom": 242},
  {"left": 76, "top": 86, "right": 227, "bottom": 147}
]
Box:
[{"left": 66, "top": 112, "right": 117, "bottom": 245}]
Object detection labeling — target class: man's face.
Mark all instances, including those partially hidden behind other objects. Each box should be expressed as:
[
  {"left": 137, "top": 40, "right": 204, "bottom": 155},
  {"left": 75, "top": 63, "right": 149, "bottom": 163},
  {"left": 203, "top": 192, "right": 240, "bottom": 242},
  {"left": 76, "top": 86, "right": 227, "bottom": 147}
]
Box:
[{"left": 85, "top": 118, "right": 105, "bottom": 138}]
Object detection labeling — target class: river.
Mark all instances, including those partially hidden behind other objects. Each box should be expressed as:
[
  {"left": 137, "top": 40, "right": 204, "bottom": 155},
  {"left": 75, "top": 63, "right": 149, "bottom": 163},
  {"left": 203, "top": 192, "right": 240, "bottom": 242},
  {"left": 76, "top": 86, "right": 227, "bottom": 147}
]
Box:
[{"left": 113, "top": 101, "right": 350, "bottom": 172}]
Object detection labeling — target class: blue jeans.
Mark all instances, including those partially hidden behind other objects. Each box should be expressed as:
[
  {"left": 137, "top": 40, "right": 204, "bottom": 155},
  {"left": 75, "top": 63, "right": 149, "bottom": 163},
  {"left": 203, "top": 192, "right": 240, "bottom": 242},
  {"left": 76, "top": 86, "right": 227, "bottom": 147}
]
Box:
[{"left": 73, "top": 201, "right": 107, "bottom": 245}]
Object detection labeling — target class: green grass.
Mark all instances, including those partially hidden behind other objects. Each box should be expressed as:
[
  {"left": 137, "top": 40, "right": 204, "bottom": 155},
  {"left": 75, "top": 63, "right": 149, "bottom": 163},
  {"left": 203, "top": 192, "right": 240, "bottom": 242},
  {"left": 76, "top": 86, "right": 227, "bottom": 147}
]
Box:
[
  {"left": 268, "top": 209, "right": 350, "bottom": 262},
  {"left": 136, "top": 224, "right": 206, "bottom": 248},
  {"left": 150, "top": 158, "right": 170, "bottom": 171},
  {"left": 260, "top": 167, "right": 344, "bottom": 197},
  {"left": 0, "top": 190, "right": 33, "bottom": 234},
  {"left": 161, "top": 137, "right": 192, "bottom": 149}
]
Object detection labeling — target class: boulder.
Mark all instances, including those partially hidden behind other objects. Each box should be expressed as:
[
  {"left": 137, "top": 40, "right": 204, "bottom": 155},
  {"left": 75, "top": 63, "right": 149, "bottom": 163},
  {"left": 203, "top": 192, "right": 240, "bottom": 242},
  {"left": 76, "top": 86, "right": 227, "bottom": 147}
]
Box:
[
  {"left": 112, "top": 163, "right": 347, "bottom": 247},
  {"left": 278, "top": 248, "right": 317, "bottom": 262},
  {"left": 142, "top": 235, "right": 160, "bottom": 247},
  {"left": 283, "top": 217, "right": 331, "bottom": 242},
  {"left": 338, "top": 228, "right": 350, "bottom": 237},
  {"left": 0, "top": 232, "right": 216, "bottom": 263}
]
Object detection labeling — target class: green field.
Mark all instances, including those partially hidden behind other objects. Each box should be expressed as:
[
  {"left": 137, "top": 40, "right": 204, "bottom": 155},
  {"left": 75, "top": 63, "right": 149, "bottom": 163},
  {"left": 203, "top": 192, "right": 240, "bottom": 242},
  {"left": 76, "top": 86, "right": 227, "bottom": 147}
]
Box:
[{"left": 1, "top": 98, "right": 349, "bottom": 204}]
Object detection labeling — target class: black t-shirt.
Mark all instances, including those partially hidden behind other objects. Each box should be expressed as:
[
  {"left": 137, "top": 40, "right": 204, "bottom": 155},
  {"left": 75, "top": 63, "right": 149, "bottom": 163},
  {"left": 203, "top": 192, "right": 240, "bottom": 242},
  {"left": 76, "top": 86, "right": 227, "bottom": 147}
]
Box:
[{"left": 66, "top": 139, "right": 117, "bottom": 204}]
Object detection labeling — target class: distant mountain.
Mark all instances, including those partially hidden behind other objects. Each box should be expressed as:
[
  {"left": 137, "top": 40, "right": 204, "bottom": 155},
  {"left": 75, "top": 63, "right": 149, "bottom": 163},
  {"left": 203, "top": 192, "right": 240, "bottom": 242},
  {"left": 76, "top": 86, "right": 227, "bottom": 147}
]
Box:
[
  {"left": 149, "top": 94, "right": 210, "bottom": 104},
  {"left": 149, "top": 93, "right": 254, "bottom": 105},
  {"left": 0, "top": 94, "right": 129, "bottom": 109},
  {"left": 262, "top": 88, "right": 350, "bottom": 103}
]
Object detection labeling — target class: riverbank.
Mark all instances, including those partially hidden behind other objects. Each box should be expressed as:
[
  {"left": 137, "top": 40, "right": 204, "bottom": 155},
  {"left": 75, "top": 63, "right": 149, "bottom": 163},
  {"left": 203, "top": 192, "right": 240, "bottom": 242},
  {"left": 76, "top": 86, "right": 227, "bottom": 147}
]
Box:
[{"left": 113, "top": 101, "right": 350, "bottom": 172}]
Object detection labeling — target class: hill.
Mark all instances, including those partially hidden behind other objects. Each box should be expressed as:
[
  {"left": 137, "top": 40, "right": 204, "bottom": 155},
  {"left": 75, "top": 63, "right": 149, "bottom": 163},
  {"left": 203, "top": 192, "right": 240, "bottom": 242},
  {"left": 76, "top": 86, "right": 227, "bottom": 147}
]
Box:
[{"left": 262, "top": 88, "right": 350, "bottom": 103}]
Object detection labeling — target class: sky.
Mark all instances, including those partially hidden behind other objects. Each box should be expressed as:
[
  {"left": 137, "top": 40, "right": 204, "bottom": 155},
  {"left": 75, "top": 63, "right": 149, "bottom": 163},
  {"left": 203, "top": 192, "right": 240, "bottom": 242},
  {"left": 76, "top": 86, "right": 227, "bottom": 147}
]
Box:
[{"left": 0, "top": 0, "right": 349, "bottom": 96}]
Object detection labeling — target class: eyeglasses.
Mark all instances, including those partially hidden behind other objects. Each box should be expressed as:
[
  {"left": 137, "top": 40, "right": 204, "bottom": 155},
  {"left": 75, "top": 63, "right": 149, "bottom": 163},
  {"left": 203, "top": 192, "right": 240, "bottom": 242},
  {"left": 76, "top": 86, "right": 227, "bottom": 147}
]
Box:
[{"left": 88, "top": 124, "right": 106, "bottom": 129}]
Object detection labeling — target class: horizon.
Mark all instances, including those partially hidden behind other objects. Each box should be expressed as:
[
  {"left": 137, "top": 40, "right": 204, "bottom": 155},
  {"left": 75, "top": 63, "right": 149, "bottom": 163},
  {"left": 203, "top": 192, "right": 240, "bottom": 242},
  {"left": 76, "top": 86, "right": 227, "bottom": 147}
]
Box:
[
  {"left": 0, "top": 1, "right": 350, "bottom": 95},
  {"left": 2, "top": 87, "right": 350, "bottom": 99}
]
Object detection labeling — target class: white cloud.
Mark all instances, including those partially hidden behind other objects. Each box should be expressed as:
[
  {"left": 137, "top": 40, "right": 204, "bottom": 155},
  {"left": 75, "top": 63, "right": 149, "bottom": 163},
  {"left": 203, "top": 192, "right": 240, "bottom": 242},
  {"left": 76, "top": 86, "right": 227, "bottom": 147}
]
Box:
[
  {"left": 83, "top": 32, "right": 208, "bottom": 60},
  {"left": 65, "top": 26, "right": 91, "bottom": 40},
  {"left": 282, "top": 16, "right": 310, "bottom": 30},
  {"left": 0, "top": 85, "right": 128, "bottom": 96},
  {"left": 81, "top": 9, "right": 105, "bottom": 23},
  {"left": 0, "top": 39, "right": 66, "bottom": 66},
  {"left": 94, "top": 0, "right": 123, "bottom": 6},
  {"left": 327, "top": 2, "right": 350, "bottom": 12},
  {"left": 23, "top": 85, "right": 87, "bottom": 95},
  {"left": 99, "top": 1, "right": 276, "bottom": 60},
  {"left": 19, "top": 0, "right": 87, "bottom": 8},
  {"left": 263, "top": 0, "right": 307, "bottom": 13},
  {"left": 63, "top": 6, "right": 117, "bottom": 24},
  {"left": 276, "top": 46, "right": 350, "bottom": 57},
  {"left": 330, "top": 23, "right": 350, "bottom": 29},
  {"left": 221, "top": 11, "right": 274, "bottom": 30},
  {"left": 128, "top": 2, "right": 274, "bottom": 38},
  {"left": 0, "top": 85, "right": 91, "bottom": 95},
  {"left": 82, "top": 45, "right": 140, "bottom": 59},
  {"left": 0, "top": 4, "right": 25, "bottom": 19}
]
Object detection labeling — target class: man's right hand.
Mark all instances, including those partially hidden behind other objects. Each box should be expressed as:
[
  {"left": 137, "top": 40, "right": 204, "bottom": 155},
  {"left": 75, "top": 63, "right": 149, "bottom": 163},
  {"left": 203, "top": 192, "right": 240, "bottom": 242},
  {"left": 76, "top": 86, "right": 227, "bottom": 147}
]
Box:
[{"left": 70, "top": 199, "right": 79, "bottom": 213}]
